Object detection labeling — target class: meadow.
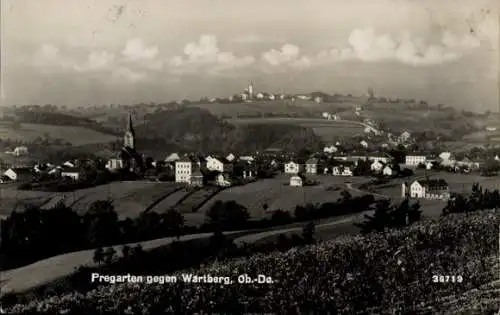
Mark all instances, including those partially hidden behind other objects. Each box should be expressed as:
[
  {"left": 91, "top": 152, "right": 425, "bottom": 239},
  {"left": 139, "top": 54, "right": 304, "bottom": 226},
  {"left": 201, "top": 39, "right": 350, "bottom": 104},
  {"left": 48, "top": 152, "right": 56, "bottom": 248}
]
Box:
[
  {"left": 0, "top": 123, "right": 117, "bottom": 146},
  {"left": 229, "top": 117, "right": 366, "bottom": 141},
  {"left": 0, "top": 181, "right": 181, "bottom": 220},
  {"left": 197, "top": 175, "right": 368, "bottom": 219}
]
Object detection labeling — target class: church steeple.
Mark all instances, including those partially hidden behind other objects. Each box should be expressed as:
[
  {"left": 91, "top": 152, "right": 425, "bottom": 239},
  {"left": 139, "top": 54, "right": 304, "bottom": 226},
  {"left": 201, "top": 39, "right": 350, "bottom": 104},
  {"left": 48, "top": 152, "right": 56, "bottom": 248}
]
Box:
[{"left": 124, "top": 112, "right": 135, "bottom": 149}]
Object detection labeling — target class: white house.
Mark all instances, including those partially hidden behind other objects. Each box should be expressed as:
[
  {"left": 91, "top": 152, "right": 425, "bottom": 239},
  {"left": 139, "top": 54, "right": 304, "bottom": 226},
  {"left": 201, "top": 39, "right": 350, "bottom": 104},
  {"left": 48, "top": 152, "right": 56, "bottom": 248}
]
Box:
[
  {"left": 332, "top": 166, "right": 353, "bottom": 176},
  {"left": 13, "top": 146, "right": 29, "bottom": 156},
  {"left": 399, "top": 131, "right": 411, "bottom": 142},
  {"left": 3, "top": 167, "right": 33, "bottom": 181},
  {"left": 255, "top": 92, "right": 264, "bottom": 99},
  {"left": 323, "top": 145, "right": 338, "bottom": 154},
  {"left": 370, "top": 160, "right": 384, "bottom": 172},
  {"left": 284, "top": 161, "right": 300, "bottom": 174},
  {"left": 61, "top": 168, "right": 81, "bottom": 180},
  {"left": 175, "top": 158, "right": 193, "bottom": 183},
  {"left": 405, "top": 155, "right": 427, "bottom": 167},
  {"left": 268, "top": 94, "right": 276, "bottom": 100},
  {"left": 290, "top": 175, "right": 303, "bottom": 187},
  {"left": 63, "top": 161, "right": 75, "bottom": 168},
  {"left": 305, "top": 158, "right": 318, "bottom": 174},
  {"left": 405, "top": 179, "right": 449, "bottom": 199},
  {"left": 495, "top": 155, "right": 499, "bottom": 161},
  {"left": 360, "top": 140, "right": 368, "bottom": 148},
  {"left": 425, "top": 161, "right": 434, "bottom": 170},
  {"left": 165, "top": 153, "right": 180, "bottom": 163},
  {"left": 106, "top": 158, "right": 124, "bottom": 171},
  {"left": 226, "top": 153, "right": 236, "bottom": 162},
  {"left": 239, "top": 156, "right": 254, "bottom": 163},
  {"left": 206, "top": 157, "right": 233, "bottom": 173},
  {"left": 382, "top": 165, "right": 393, "bottom": 176},
  {"left": 216, "top": 173, "right": 231, "bottom": 187},
  {"left": 314, "top": 96, "right": 323, "bottom": 104}
]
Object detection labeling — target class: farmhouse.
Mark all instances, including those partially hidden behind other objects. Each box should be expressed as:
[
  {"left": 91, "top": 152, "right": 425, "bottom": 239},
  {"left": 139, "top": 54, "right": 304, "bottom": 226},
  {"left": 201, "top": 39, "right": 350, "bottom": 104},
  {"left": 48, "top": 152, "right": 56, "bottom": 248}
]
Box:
[
  {"left": 190, "top": 171, "right": 204, "bottom": 187},
  {"left": 13, "top": 146, "right": 29, "bottom": 156},
  {"left": 290, "top": 175, "right": 303, "bottom": 187},
  {"left": 216, "top": 173, "right": 231, "bottom": 187},
  {"left": 3, "top": 167, "right": 33, "bottom": 181},
  {"left": 206, "top": 157, "right": 233, "bottom": 173},
  {"left": 382, "top": 165, "right": 393, "bottom": 176},
  {"left": 403, "top": 179, "right": 449, "bottom": 199},
  {"left": 405, "top": 155, "right": 427, "bottom": 167},
  {"left": 106, "top": 158, "right": 124, "bottom": 171},
  {"left": 175, "top": 157, "right": 193, "bottom": 183},
  {"left": 360, "top": 140, "right": 368, "bottom": 148},
  {"left": 332, "top": 166, "right": 353, "bottom": 176},
  {"left": 165, "top": 153, "right": 180, "bottom": 163},
  {"left": 284, "top": 161, "right": 301, "bottom": 174},
  {"left": 226, "top": 153, "right": 236, "bottom": 162},
  {"left": 323, "top": 145, "right": 338, "bottom": 154},
  {"left": 370, "top": 160, "right": 384, "bottom": 172},
  {"left": 61, "top": 168, "right": 82, "bottom": 180},
  {"left": 305, "top": 158, "right": 318, "bottom": 174}
]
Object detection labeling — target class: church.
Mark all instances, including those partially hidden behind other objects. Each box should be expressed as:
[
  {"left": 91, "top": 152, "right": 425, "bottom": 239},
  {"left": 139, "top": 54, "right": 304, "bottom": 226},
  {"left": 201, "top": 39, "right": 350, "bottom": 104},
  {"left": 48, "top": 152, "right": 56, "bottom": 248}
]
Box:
[{"left": 120, "top": 112, "right": 144, "bottom": 173}]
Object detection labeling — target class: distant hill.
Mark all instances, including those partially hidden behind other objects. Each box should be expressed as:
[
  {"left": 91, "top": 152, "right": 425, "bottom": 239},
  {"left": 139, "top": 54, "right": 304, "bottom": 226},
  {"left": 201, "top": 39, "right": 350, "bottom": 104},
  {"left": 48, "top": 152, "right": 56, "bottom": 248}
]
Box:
[{"left": 135, "top": 107, "right": 323, "bottom": 154}]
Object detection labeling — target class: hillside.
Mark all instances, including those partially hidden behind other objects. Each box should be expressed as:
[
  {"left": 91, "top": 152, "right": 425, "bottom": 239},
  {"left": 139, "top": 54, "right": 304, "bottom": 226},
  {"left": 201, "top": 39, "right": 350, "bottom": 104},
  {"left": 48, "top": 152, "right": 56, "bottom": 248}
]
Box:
[{"left": 135, "top": 108, "right": 323, "bottom": 154}]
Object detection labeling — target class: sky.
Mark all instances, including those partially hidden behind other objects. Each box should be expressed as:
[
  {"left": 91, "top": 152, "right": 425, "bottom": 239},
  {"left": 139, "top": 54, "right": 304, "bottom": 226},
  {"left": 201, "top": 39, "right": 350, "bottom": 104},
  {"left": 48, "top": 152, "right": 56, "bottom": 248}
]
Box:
[{"left": 2, "top": 0, "right": 499, "bottom": 111}]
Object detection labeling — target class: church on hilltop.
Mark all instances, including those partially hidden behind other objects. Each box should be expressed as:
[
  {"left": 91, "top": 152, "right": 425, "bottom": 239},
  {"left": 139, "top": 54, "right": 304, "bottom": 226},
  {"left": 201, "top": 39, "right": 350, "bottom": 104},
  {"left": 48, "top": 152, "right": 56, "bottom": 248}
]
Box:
[{"left": 120, "top": 112, "right": 144, "bottom": 173}]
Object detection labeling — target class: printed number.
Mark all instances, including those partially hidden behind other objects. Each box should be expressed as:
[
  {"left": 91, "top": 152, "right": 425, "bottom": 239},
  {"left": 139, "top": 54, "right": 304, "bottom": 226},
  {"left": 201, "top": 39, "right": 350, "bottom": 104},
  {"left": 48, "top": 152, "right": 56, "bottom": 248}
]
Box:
[{"left": 432, "top": 275, "right": 463, "bottom": 283}]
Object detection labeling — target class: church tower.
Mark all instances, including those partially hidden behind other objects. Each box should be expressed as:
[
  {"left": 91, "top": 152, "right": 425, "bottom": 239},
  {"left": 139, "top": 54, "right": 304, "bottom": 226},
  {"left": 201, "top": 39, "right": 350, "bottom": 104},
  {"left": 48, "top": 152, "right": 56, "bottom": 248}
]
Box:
[
  {"left": 124, "top": 112, "right": 135, "bottom": 149},
  {"left": 248, "top": 81, "right": 254, "bottom": 99}
]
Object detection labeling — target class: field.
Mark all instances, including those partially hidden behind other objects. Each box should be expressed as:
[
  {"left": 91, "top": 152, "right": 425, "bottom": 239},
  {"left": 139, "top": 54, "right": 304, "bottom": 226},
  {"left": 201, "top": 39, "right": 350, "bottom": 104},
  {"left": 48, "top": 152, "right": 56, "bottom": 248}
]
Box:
[
  {"left": 1, "top": 181, "right": 181, "bottom": 220},
  {"left": 198, "top": 175, "right": 368, "bottom": 219},
  {"left": 229, "top": 118, "right": 365, "bottom": 141},
  {"left": 0, "top": 123, "right": 117, "bottom": 146}
]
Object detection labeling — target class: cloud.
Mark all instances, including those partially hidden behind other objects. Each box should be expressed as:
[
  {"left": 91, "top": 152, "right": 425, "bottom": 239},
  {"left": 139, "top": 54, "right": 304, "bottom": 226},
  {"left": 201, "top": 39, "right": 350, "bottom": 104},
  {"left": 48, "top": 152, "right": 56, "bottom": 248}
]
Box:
[
  {"left": 111, "top": 67, "right": 147, "bottom": 82},
  {"left": 311, "top": 27, "right": 486, "bottom": 67},
  {"left": 168, "top": 35, "right": 255, "bottom": 75},
  {"left": 261, "top": 43, "right": 312, "bottom": 71},
  {"left": 74, "top": 51, "right": 115, "bottom": 72},
  {"left": 122, "top": 38, "right": 159, "bottom": 61}
]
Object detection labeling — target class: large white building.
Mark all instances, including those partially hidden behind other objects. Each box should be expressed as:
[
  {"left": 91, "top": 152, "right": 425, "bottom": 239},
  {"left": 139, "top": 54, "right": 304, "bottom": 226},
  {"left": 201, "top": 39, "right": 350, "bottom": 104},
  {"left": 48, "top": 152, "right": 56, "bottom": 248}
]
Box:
[
  {"left": 405, "top": 155, "right": 427, "bottom": 167},
  {"left": 403, "top": 179, "right": 449, "bottom": 199},
  {"left": 284, "top": 161, "right": 300, "bottom": 174},
  {"left": 13, "top": 146, "right": 29, "bottom": 156},
  {"left": 175, "top": 158, "right": 193, "bottom": 183},
  {"left": 290, "top": 175, "right": 303, "bottom": 187}
]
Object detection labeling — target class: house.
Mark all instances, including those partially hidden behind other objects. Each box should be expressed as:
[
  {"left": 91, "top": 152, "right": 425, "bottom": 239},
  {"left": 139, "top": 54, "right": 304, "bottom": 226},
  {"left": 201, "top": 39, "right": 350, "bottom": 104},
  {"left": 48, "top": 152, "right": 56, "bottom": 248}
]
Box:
[
  {"left": 425, "top": 161, "right": 434, "bottom": 170},
  {"left": 175, "top": 157, "right": 193, "bottom": 183},
  {"left": 382, "top": 165, "right": 393, "bottom": 176},
  {"left": 0, "top": 175, "right": 10, "bottom": 183},
  {"left": 284, "top": 161, "right": 300, "bottom": 174},
  {"left": 332, "top": 166, "right": 353, "bottom": 176},
  {"left": 255, "top": 92, "right": 264, "bottom": 99},
  {"left": 216, "top": 173, "right": 232, "bottom": 187},
  {"left": 314, "top": 96, "right": 323, "bottom": 104},
  {"left": 206, "top": 157, "right": 233, "bottom": 173},
  {"left": 226, "top": 153, "right": 236, "bottom": 162},
  {"left": 399, "top": 131, "right": 411, "bottom": 142},
  {"left": 323, "top": 145, "right": 338, "bottom": 154},
  {"left": 3, "top": 167, "right": 33, "bottom": 181},
  {"left": 370, "top": 160, "right": 384, "bottom": 172},
  {"left": 290, "top": 175, "right": 303, "bottom": 187},
  {"left": 360, "top": 140, "right": 368, "bottom": 148},
  {"left": 165, "top": 153, "right": 180, "bottom": 163},
  {"left": 238, "top": 156, "right": 254, "bottom": 163},
  {"left": 405, "top": 179, "right": 449, "bottom": 199},
  {"left": 63, "top": 161, "right": 75, "bottom": 168},
  {"left": 268, "top": 94, "right": 276, "bottom": 100},
  {"left": 61, "top": 168, "right": 82, "bottom": 180},
  {"left": 13, "top": 146, "right": 29, "bottom": 156},
  {"left": 305, "top": 158, "right": 318, "bottom": 174},
  {"left": 106, "top": 158, "right": 124, "bottom": 171},
  {"left": 405, "top": 155, "right": 427, "bottom": 167},
  {"left": 190, "top": 171, "right": 204, "bottom": 187}
]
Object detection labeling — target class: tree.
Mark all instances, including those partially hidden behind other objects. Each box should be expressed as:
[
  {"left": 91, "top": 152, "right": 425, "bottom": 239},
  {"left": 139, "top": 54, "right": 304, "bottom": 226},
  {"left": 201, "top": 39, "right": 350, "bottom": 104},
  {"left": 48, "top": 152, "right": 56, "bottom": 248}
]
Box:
[
  {"left": 206, "top": 200, "right": 250, "bottom": 229},
  {"left": 302, "top": 222, "right": 316, "bottom": 244},
  {"left": 104, "top": 247, "right": 117, "bottom": 265},
  {"left": 83, "top": 200, "right": 120, "bottom": 246},
  {"left": 93, "top": 247, "right": 104, "bottom": 266},
  {"left": 271, "top": 209, "right": 293, "bottom": 225},
  {"left": 161, "top": 209, "right": 185, "bottom": 239},
  {"left": 356, "top": 199, "right": 393, "bottom": 234},
  {"left": 121, "top": 245, "right": 131, "bottom": 261}
]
